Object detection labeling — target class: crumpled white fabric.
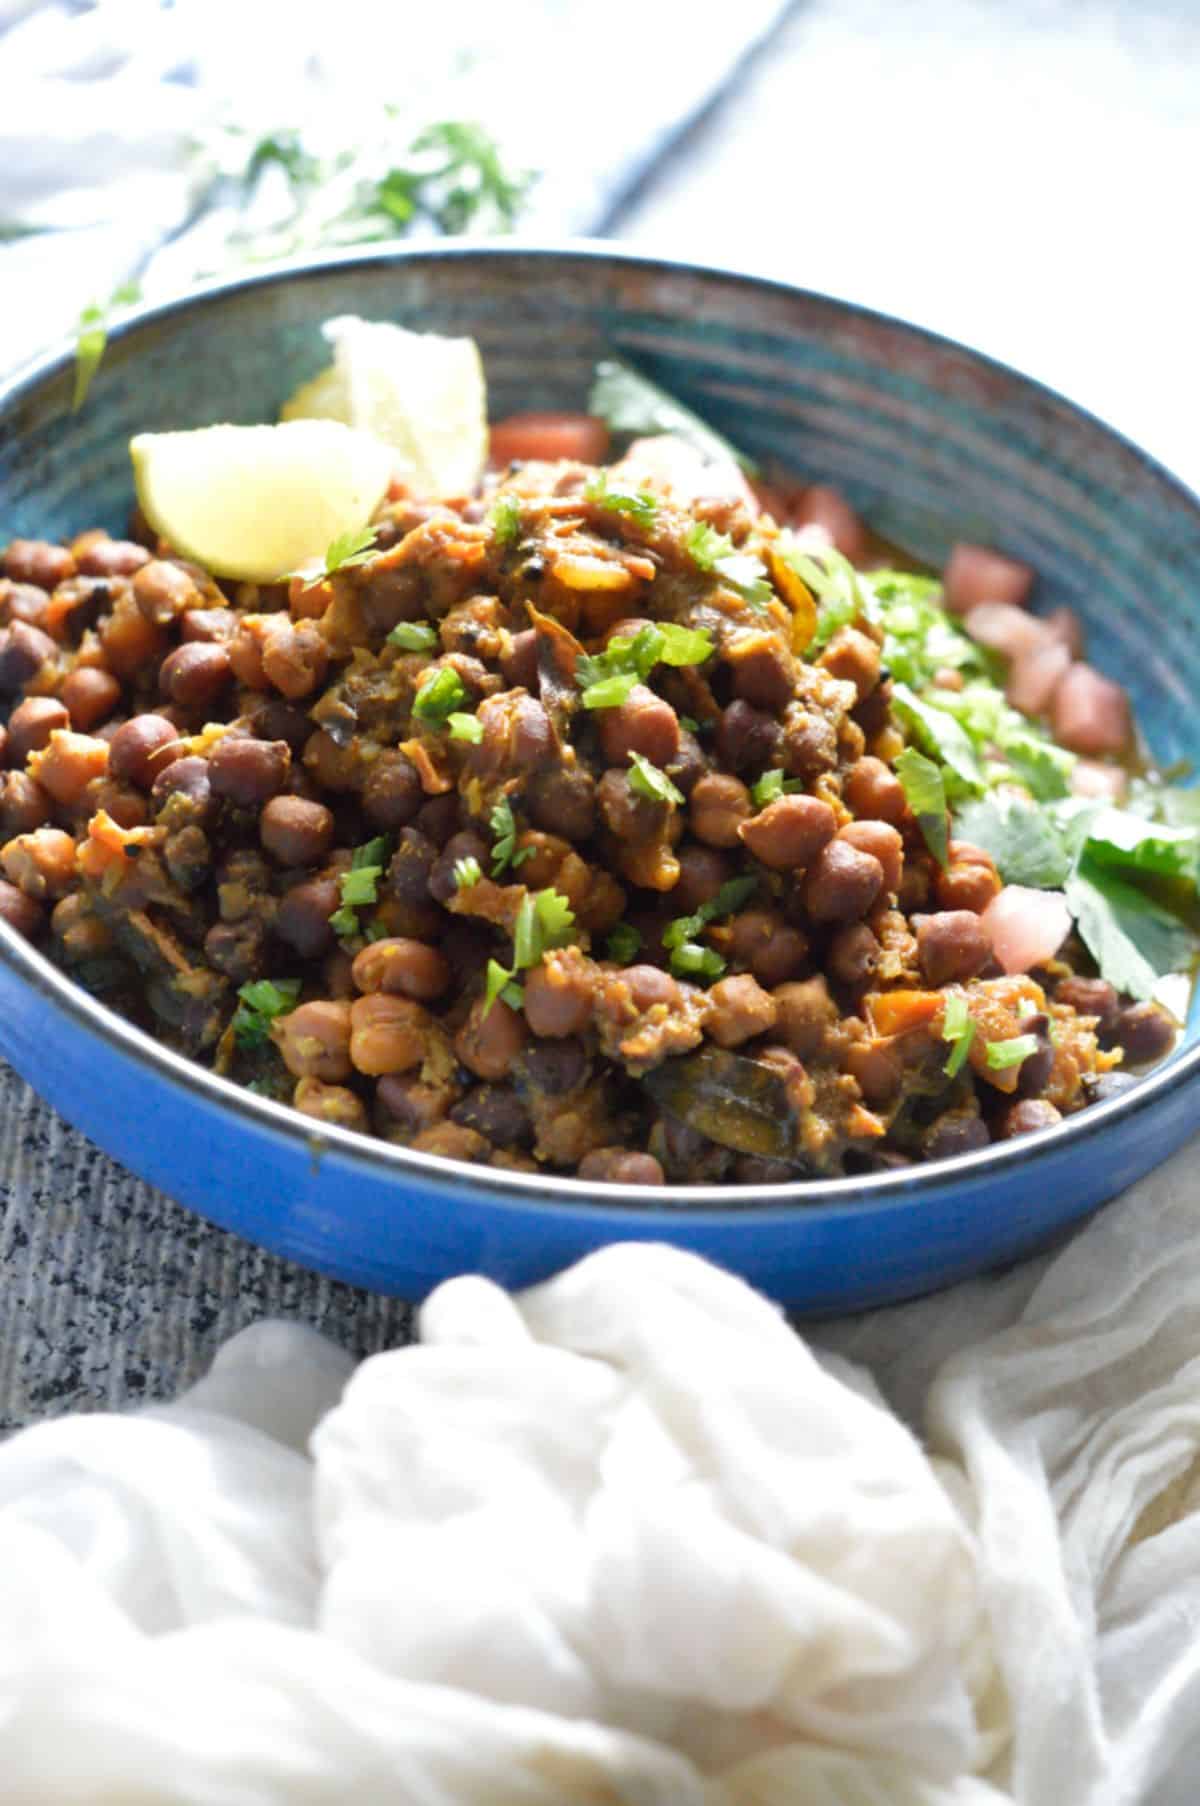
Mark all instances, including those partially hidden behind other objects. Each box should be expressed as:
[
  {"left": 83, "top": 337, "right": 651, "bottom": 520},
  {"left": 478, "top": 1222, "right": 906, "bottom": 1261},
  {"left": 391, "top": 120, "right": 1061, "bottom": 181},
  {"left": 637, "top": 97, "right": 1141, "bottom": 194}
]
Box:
[{"left": 4, "top": 1141, "right": 1200, "bottom": 1803}]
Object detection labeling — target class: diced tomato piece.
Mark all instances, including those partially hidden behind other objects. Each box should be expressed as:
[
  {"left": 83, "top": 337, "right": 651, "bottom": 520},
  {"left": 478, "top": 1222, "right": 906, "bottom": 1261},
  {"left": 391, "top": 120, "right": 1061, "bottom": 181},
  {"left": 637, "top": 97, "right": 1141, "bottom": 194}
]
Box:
[
  {"left": 943, "top": 541, "right": 1035, "bottom": 614},
  {"left": 488, "top": 413, "right": 611, "bottom": 468},
  {"left": 963, "top": 602, "right": 1048, "bottom": 662},
  {"left": 1051, "top": 662, "right": 1131, "bottom": 757}
]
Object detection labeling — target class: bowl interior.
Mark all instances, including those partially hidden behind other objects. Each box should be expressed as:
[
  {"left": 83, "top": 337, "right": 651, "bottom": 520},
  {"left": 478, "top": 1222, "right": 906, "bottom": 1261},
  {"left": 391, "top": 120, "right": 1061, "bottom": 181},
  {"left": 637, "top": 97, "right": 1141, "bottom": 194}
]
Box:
[{"left": 5, "top": 243, "right": 1200, "bottom": 1085}]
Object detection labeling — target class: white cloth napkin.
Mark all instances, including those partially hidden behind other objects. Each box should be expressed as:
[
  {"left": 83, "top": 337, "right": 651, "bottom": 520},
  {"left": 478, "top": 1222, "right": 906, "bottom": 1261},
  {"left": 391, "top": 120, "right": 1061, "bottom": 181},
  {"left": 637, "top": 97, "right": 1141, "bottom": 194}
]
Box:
[{"left": 4, "top": 1144, "right": 1200, "bottom": 1804}]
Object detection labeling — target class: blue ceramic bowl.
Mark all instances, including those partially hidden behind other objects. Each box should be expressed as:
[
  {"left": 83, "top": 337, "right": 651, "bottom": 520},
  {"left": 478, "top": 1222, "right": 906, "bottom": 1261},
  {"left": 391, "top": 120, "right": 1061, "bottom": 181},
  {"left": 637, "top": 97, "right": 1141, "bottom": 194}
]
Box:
[{"left": 2, "top": 243, "right": 1199, "bottom": 1311}]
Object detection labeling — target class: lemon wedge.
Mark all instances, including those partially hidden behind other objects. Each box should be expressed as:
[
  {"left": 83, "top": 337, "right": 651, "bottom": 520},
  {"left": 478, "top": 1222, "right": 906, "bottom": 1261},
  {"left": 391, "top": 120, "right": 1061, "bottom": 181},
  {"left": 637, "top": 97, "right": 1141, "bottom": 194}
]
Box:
[
  {"left": 280, "top": 315, "right": 486, "bottom": 499},
  {"left": 130, "top": 420, "right": 393, "bottom": 582}
]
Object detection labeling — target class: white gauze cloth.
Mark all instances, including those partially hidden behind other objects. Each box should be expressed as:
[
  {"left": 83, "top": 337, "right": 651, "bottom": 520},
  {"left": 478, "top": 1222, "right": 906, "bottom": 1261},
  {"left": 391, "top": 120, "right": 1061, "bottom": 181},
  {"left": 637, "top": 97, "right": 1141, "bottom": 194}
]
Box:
[{"left": 4, "top": 1140, "right": 1200, "bottom": 1802}]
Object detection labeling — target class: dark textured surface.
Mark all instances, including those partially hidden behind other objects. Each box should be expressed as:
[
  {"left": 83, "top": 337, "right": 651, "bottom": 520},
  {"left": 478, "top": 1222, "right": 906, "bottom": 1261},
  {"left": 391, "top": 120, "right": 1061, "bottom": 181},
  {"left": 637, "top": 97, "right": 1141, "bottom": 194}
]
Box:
[{"left": 0, "top": 1062, "right": 414, "bottom": 1431}]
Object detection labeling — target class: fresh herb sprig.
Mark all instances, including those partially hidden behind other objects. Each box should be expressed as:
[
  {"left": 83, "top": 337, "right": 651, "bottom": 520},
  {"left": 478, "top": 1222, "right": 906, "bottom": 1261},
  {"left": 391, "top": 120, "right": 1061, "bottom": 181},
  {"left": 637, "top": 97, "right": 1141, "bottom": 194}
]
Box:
[
  {"left": 232, "top": 977, "right": 302, "bottom": 1049},
  {"left": 290, "top": 524, "right": 379, "bottom": 585},
  {"left": 489, "top": 796, "right": 533, "bottom": 878},
  {"left": 661, "top": 876, "right": 757, "bottom": 984},
  {"left": 482, "top": 888, "right": 577, "bottom": 1016},
  {"left": 684, "top": 521, "right": 772, "bottom": 612}
]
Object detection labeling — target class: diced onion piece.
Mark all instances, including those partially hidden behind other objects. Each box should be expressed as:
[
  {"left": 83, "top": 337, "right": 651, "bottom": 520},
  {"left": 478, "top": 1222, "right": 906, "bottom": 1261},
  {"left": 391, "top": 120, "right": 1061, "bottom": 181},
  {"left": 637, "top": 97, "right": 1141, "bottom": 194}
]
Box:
[{"left": 981, "top": 885, "right": 1071, "bottom": 975}]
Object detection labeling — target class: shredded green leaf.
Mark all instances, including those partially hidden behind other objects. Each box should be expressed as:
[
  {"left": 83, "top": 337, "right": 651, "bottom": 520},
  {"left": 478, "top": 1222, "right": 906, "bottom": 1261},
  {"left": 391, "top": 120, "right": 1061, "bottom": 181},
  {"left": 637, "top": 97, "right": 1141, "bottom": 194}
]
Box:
[
  {"left": 412, "top": 665, "right": 468, "bottom": 724},
  {"left": 628, "top": 752, "right": 684, "bottom": 807},
  {"left": 985, "top": 1034, "right": 1039, "bottom": 1071},
  {"left": 388, "top": 620, "right": 438, "bottom": 652},
  {"left": 588, "top": 357, "right": 758, "bottom": 474},
  {"left": 894, "top": 747, "right": 949, "bottom": 869},
  {"left": 605, "top": 923, "right": 642, "bottom": 964},
  {"left": 940, "top": 992, "right": 975, "bottom": 1077},
  {"left": 231, "top": 977, "right": 302, "bottom": 1049}
]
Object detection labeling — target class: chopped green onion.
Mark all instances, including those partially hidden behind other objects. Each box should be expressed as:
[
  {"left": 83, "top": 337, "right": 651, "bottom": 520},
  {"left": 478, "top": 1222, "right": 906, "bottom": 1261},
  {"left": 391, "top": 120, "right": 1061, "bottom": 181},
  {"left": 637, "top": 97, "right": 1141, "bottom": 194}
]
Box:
[
  {"left": 454, "top": 856, "right": 483, "bottom": 891},
  {"left": 628, "top": 752, "right": 684, "bottom": 807},
  {"left": 388, "top": 620, "right": 438, "bottom": 652},
  {"left": 501, "top": 977, "right": 525, "bottom": 1010},
  {"left": 412, "top": 665, "right": 468, "bottom": 724},
  {"left": 605, "top": 923, "right": 642, "bottom": 964},
  {"left": 662, "top": 874, "right": 756, "bottom": 978},
  {"left": 448, "top": 711, "right": 483, "bottom": 744},
  {"left": 985, "top": 1033, "right": 1039, "bottom": 1071},
  {"left": 512, "top": 894, "right": 538, "bottom": 968},
  {"left": 340, "top": 865, "right": 381, "bottom": 908},
  {"left": 941, "top": 992, "right": 975, "bottom": 1077},
  {"left": 328, "top": 905, "right": 359, "bottom": 938}
]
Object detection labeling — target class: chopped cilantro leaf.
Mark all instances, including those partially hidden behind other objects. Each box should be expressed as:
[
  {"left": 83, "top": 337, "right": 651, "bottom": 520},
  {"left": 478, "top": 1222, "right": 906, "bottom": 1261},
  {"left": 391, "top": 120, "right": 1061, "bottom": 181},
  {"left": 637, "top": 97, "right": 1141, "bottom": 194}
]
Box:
[
  {"left": 289, "top": 523, "right": 379, "bottom": 586},
  {"left": 584, "top": 471, "right": 659, "bottom": 530},
  {"left": 628, "top": 752, "right": 684, "bottom": 807},
  {"left": 482, "top": 957, "right": 516, "bottom": 1018},
  {"left": 510, "top": 887, "right": 576, "bottom": 975},
  {"left": 340, "top": 865, "right": 381, "bottom": 907},
  {"left": 454, "top": 856, "right": 483, "bottom": 891},
  {"left": 351, "top": 836, "right": 389, "bottom": 870},
  {"left": 750, "top": 768, "right": 803, "bottom": 808},
  {"left": 232, "top": 977, "right": 301, "bottom": 1049},
  {"left": 488, "top": 493, "right": 521, "bottom": 547},
  {"left": 985, "top": 1033, "right": 1039, "bottom": 1071},
  {"left": 894, "top": 747, "right": 949, "bottom": 869},
  {"left": 448, "top": 711, "right": 483, "bottom": 743},
  {"left": 685, "top": 521, "right": 771, "bottom": 612},
  {"left": 680, "top": 715, "right": 700, "bottom": 734},
  {"left": 605, "top": 923, "right": 642, "bottom": 964},
  {"left": 657, "top": 623, "right": 714, "bottom": 667},
  {"left": 954, "top": 794, "right": 1072, "bottom": 889},
  {"left": 940, "top": 991, "right": 975, "bottom": 1077},
  {"left": 588, "top": 358, "right": 758, "bottom": 475},
  {"left": 890, "top": 682, "right": 985, "bottom": 795},
  {"left": 412, "top": 665, "right": 468, "bottom": 724},
  {"left": 1065, "top": 857, "right": 1198, "bottom": 1003},
  {"left": 662, "top": 875, "right": 756, "bottom": 978},
  {"left": 328, "top": 904, "right": 359, "bottom": 938},
  {"left": 388, "top": 620, "right": 438, "bottom": 652},
  {"left": 582, "top": 670, "right": 639, "bottom": 710},
  {"left": 489, "top": 795, "right": 533, "bottom": 877},
  {"left": 777, "top": 539, "right": 869, "bottom": 648}
]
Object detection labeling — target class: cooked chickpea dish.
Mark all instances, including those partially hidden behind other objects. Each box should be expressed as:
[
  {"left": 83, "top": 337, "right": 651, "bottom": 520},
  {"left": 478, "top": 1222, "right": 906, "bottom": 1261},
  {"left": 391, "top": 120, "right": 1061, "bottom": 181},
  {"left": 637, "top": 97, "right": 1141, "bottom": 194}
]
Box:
[{"left": 0, "top": 399, "right": 1193, "bottom": 1187}]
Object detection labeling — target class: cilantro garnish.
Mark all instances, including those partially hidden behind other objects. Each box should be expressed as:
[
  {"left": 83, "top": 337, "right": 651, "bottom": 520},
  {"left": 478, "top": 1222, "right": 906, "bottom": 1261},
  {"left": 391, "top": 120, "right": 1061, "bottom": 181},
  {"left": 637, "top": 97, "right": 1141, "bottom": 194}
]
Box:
[
  {"left": 488, "top": 493, "right": 522, "bottom": 547},
  {"left": 984, "top": 1034, "right": 1039, "bottom": 1071},
  {"left": 72, "top": 280, "right": 141, "bottom": 412},
  {"left": 628, "top": 752, "right": 684, "bottom": 808},
  {"left": 894, "top": 747, "right": 949, "bottom": 869},
  {"left": 684, "top": 521, "right": 772, "bottom": 612},
  {"left": 483, "top": 958, "right": 524, "bottom": 1014},
  {"left": 777, "top": 538, "right": 871, "bottom": 649},
  {"left": 231, "top": 977, "right": 301, "bottom": 1049},
  {"left": 448, "top": 711, "right": 483, "bottom": 744},
  {"left": 750, "top": 768, "right": 803, "bottom": 809},
  {"left": 412, "top": 665, "right": 468, "bottom": 725},
  {"left": 582, "top": 670, "right": 640, "bottom": 711},
  {"left": 489, "top": 796, "right": 533, "bottom": 878},
  {"left": 481, "top": 888, "right": 576, "bottom": 1017},
  {"left": 329, "top": 836, "right": 389, "bottom": 939},
  {"left": 454, "top": 856, "right": 483, "bottom": 891},
  {"left": 661, "top": 875, "right": 757, "bottom": 983},
  {"left": 388, "top": 620, "right": 438, "bottom": 652},
  {"left": 583, "top": 471, "right": 659, "bottom": 530},
  {"left": 289, "top": 524, "right": 379, "bottom": 586},
  {"left": 940, "top": 992, "right": 975, "bottom": 1077},
  {"left": 575, "top": 621, "right": 712, "bottom": 709},
  {"left": 605, "top": 923, "right": 642, "bottom": 964},
  {"left": 588, "top": 358, "right": 758, "bottom": 475}
]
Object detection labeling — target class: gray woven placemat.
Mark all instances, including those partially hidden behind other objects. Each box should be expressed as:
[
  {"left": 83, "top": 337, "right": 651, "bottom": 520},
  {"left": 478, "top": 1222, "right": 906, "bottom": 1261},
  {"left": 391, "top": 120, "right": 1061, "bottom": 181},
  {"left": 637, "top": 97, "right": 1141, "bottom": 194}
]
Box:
[{"left": 0, "top": 1063, "right": 414, "bottom": 1431}]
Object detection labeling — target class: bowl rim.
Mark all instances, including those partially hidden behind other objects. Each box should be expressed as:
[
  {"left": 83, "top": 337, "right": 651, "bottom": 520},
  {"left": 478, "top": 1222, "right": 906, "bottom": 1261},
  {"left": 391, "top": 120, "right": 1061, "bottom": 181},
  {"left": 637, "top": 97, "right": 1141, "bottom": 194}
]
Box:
[{"left": 2, "top": 235, "right": 1198, "bottom": 1222}]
